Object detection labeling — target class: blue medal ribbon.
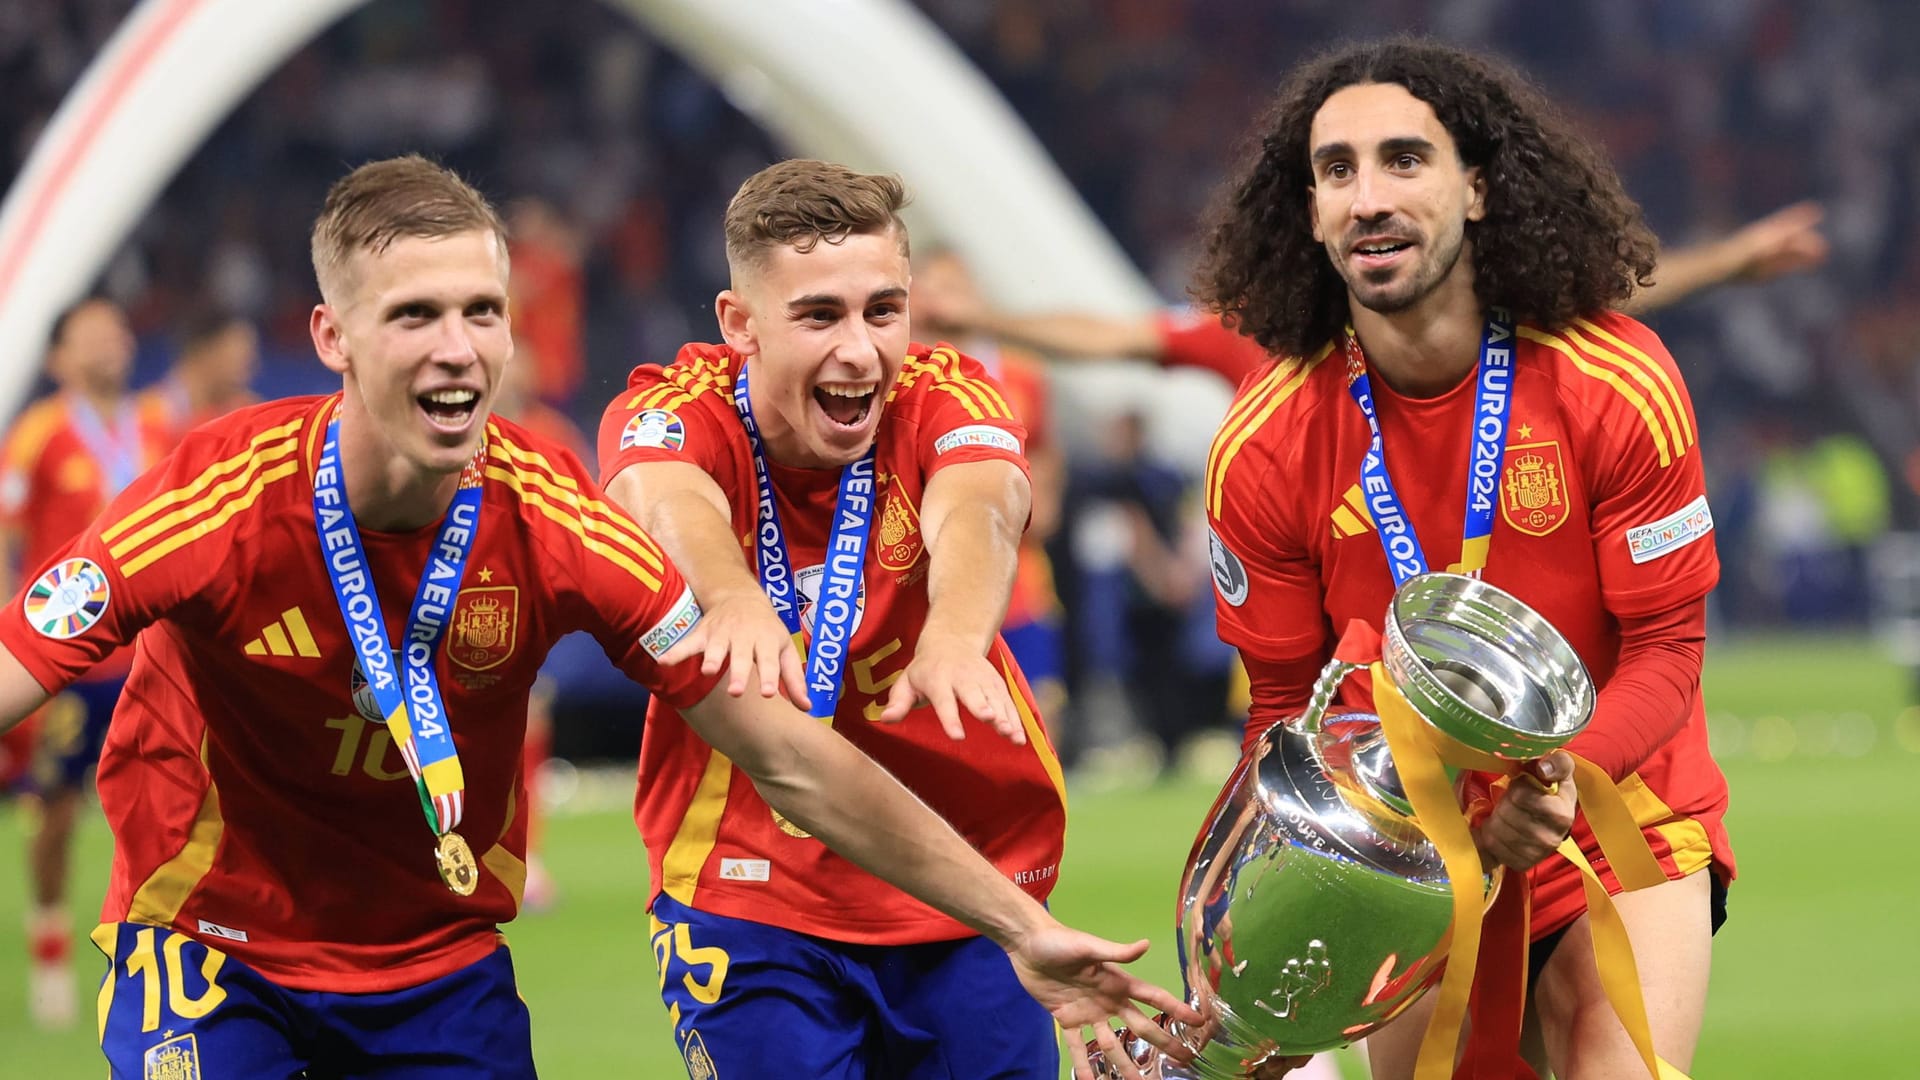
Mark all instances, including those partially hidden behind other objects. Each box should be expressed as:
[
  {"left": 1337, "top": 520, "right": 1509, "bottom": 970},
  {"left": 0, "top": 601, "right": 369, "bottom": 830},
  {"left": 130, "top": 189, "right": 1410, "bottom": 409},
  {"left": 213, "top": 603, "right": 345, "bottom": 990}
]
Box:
[
  {"left": 732, "top": 366, "right": 877, "bottom": 719},
  {"left": 66, "top": 394, "right": 144, "bottom": 497},
  {"left": 1343, "top": 310, "right": 1516, "bottom": 585},
  {"left": 312, "top": 412, "right": 481, "bottom": 835}
]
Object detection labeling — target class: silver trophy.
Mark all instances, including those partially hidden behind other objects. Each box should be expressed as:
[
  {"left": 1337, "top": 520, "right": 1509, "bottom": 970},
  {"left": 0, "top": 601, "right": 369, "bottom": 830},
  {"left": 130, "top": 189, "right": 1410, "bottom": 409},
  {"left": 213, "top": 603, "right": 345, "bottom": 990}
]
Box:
[{"left": 1091, "top": 573, "right": 1593, "bottom": 1078}]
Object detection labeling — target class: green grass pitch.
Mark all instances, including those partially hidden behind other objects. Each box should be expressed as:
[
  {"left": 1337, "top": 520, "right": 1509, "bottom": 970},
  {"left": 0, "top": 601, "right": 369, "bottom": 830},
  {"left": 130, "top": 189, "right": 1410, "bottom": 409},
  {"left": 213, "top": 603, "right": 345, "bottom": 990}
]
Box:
[{"left": 1, "top": 634, "right": 1910, "bottom": 1076}]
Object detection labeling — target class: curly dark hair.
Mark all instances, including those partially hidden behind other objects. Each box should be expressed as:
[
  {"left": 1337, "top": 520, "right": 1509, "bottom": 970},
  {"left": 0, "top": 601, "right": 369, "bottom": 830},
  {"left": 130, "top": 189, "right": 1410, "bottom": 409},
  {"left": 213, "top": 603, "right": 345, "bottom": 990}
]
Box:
[{"left": 1193, "top": 36, "right": 1657, "bottom": 358}]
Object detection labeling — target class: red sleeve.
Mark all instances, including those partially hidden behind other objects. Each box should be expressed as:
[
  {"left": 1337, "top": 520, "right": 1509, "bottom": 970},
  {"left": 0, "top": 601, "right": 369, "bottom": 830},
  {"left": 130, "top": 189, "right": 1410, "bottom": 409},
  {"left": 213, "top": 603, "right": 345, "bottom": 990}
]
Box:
[
  {"left": 1205, "top": 447, "right": 1327, "bottom": 663},
  {"left": 0, "top": 445, "right": 214, "bottom": 693},
  {"left": 1154, "top": 310, "right": 1271, "bottom": 387},
  {"left": 1567, "top": 597, "right": 1705, "bottom": 780},
  {"left": 1242, "top": 654, "right": 1325, "bottom": 754},
  {"left": 912, "top": 347, "right": 1032, "bottom": 484},
  {"left": 596, "top": 365, "right": 736, "bottom": 489},
  {"left": 1580, "top": 316, "right": 1719, "bottom": 618},
  {"left": 537, "top": 443, "right": 722, "bottom": 709}
]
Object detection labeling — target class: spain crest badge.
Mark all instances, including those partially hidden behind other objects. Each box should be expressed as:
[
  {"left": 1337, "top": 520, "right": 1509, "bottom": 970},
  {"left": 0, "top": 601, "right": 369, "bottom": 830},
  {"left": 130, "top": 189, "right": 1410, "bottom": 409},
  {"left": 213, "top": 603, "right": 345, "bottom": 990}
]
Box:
[
  {"left": 682, "top": 1029, "right": 719, "bottom": 1079},
  {"left": 143, "top": 1032, "right": 201, "bottom": 1080},
  {"left": 1500, "top": 441, "right": 1569, "bottom": 537},
  {"left": 448, "top": 586, "right": 519, "bottom": 671},
  {"left": 874, "top": 486, "right": 923, "bottom": 572}
]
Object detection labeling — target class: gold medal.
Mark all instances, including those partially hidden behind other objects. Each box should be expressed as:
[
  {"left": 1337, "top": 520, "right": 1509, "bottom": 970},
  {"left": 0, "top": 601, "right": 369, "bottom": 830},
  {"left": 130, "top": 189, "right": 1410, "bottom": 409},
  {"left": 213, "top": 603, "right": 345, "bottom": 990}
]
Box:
[{"left": 435, "top": 831, "right": 480, "bottom": 896}]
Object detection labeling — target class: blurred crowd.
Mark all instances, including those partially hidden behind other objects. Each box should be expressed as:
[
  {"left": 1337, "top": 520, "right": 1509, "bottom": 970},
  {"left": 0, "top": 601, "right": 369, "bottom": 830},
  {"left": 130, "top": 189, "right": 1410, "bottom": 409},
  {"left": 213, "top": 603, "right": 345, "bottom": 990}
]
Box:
[{"left": 4, "top": 0, "right": 1919, "bottom": 772}]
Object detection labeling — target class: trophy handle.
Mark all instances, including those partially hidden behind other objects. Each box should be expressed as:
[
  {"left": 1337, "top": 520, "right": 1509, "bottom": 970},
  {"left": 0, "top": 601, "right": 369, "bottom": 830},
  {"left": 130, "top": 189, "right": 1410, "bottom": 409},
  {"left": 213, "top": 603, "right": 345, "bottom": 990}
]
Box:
[{"left": 1294, "top": 658, "right": 1361, "bottom": 735}]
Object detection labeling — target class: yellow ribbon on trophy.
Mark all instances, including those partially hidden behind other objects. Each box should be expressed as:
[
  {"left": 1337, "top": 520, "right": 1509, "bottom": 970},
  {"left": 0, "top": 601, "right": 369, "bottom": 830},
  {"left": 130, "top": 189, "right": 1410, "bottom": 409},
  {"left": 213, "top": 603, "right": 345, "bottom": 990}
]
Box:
[{"left": 1369, "top": 662, "right": 1689, "bottom": 1080}]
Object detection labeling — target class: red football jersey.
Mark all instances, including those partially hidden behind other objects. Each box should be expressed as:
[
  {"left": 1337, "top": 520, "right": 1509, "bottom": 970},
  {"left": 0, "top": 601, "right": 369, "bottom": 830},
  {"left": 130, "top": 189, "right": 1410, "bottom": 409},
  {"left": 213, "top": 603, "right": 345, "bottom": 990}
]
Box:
[
  {"left": 1154, "top": 309, "right": 1271, "bottom": 388},
  {"left": 1203, "top": 312, "right": 1731, "bottom": 923},
  {"left": 0, "top": 395, "right": 715, "bottom": 992},
  {"left": 599, "top": 342, "right": 1068, "bottom": 944},
  {"left": 0, "top": 393, "right": 169, "bottom": 681}
]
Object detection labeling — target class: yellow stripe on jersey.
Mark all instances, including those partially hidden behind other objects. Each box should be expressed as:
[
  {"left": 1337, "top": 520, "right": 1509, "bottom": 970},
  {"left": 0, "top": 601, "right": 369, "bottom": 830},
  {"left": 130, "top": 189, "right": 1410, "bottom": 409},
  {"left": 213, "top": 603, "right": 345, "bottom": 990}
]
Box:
[
  {"left": 1205, "top": 347, "right": 1327, "bottom": 517},
  {"left": 100, "top": 417, "right": 303, "bottom": 545},
  {"left": 1000, "top": 654, "right": 1068, "bottom": 813},
  {"left": 623, "top": 356, "right": 729, "bottom": 412},
  {"left": 481, "top": 843, "right": 528, "bottom": 910},
  {"left": 1203, "top": 364, "right": 1291, "bottom": 514},
  {"left": 929, "top": 346, "right": 1015, "bottom": 419},
  {"left": 1614, "top": 772, "right": 1713, "bottom": 879},
  {"left": 90, "top": 923, "right": 118, "bottom": 1044},
  {"left": 1570, "top": 317, "right": 1695, "bottom": 446},
  {"left": 656, "top": 361, "right": 731, "bottom": 415},
  {"left": 119, "top": 460, "right": 300, "bottom": 577},
  {"left": 124, "top": 741, "right": 224, "bottom": 929},
  {"left": 483, "top": 465, "right": 665, "bottom": 589},
  {"left": 659, "top": 748, "right": 737, "bottom": 905},
  {"left": 1518, "top": 327, "right": 1675, "bottom": 467},
  {"left": 1559, "top": 326, "right": 1691, "bottom": 453},
  {"left": 632, "top": 356, "right": 731, "bottom": 415},
  {"left": 489, "top": 436, "right": 667, "bottom": 573}
]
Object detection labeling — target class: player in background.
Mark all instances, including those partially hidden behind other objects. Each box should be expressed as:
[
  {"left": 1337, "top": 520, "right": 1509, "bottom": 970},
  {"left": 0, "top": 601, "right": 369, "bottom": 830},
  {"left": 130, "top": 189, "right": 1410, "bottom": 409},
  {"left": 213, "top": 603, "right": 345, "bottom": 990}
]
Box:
[
  {"left": 136, "top": 310, "right": 261, "bottom": 442},
  {"left": 913, "top": 201, "right": 1827, "bottom": 388},
  {"left": 0, "top": 297, "right": 168, "bottom": 1029},
  {"left": 599, "top": 160, "right": 1117, "bottom": 1076},
  {"left": 1197, "top": 39, "right": 1731, "bottom": 1078},
  {"left": 911, "top": 248, "right": 1069, "bottom": 724},
  {"left": 0, "top": 155, "right": 1193, "bottom": 1078}
]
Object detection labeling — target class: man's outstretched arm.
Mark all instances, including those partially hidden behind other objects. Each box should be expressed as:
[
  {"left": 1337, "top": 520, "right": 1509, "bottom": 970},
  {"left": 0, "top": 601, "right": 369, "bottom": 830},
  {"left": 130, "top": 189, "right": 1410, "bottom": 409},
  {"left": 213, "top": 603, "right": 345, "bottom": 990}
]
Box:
[
  {"left": 1627, "top": 201, "right": 1828, "bottom": 315},
  {"left": 681, "top": 682, "right": 1201, "bottom": 1078},
  {"left": 607, "top": 463, "right": 808, "bottom": 703}
]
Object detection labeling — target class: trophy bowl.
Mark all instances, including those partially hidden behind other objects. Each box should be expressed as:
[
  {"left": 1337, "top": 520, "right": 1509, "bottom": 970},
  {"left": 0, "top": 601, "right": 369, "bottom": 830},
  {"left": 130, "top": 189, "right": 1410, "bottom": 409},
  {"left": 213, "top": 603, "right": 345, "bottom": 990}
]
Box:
[
  {"left": 1383, "top": 572, "right": 1593, "bottom": 762},
  {"left": 1089, "top": 573, "right": 1595, "bottom": 1078}
]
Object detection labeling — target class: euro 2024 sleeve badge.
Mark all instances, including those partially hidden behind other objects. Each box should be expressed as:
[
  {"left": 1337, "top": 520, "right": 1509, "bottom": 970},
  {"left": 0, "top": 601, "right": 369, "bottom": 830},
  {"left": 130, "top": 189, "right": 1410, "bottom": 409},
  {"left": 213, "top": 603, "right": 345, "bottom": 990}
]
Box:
[{"left": 24, "top": 557, "right": 110, "bottom": 639}]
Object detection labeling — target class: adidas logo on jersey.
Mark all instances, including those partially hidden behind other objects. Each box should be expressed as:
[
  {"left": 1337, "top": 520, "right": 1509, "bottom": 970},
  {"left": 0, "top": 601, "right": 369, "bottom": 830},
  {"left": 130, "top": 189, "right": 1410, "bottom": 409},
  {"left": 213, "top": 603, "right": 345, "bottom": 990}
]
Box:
[
  {"left": 243, "top": 607, "right": 321, "bottom": 658},
  {"left": 1330, "top": 484, "right": 1376, "bottom": 539}
]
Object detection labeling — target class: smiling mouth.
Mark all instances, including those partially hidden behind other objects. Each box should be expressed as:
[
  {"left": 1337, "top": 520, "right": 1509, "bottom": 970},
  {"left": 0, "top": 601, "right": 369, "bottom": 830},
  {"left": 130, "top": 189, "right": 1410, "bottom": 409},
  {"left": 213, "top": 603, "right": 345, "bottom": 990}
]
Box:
[
  {"left": 813, "top": 384, "right": 876, "bottom": 430},
  {"left": 418, "top": 388, "right": 480, "bottom": 429},
  {"left": 1354, "top": 240, "right": 1414, "bottom": 259}
]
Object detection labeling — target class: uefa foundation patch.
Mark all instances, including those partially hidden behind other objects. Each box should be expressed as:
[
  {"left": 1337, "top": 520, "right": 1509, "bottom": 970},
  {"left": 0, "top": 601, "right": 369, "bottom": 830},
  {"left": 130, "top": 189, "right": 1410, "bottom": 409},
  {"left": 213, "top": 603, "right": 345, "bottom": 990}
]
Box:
[
  {"left": 642, "top": 586, "right": 703, "bottom": 659},
  {"left": 1625, "top": 495, "right": 1714, "bottom": 564},
  {"left": 24, "top": 557, "right": 110, "bottom": 639}
]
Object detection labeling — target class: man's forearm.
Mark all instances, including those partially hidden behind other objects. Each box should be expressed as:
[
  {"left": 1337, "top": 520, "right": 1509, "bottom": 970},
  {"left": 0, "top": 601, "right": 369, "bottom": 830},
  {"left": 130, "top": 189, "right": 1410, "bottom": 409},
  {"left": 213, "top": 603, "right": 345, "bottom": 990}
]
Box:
[
  {"left": 922, "top": 503, "right": 1022, "bottom": 653},
  {"left": 635, "top": 487, "right": 763, "bottom": 602},
  {"left": 1624, "top": 244, "right": 1740, "bottom": 315},
  {"left": 967, "top": 310, "right": 1161, "bottom": 362}
]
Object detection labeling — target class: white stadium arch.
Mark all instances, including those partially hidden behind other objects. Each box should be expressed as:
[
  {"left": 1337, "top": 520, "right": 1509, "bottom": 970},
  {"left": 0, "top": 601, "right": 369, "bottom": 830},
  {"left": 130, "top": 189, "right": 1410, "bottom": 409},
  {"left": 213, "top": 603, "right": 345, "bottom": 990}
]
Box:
[{"left": 0, "top": 0, "right": 1229, "bottom": 456}]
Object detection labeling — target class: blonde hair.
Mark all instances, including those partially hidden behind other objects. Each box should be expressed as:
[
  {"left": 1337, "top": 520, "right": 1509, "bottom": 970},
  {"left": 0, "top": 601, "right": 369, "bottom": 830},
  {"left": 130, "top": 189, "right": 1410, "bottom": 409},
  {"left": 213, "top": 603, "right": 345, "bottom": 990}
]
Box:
[
  {"left": 310, "top": 154, "right": 506, "bottom": 302},
  {"left": 723, "top": 159, "right": 910, "bottom": 276}
]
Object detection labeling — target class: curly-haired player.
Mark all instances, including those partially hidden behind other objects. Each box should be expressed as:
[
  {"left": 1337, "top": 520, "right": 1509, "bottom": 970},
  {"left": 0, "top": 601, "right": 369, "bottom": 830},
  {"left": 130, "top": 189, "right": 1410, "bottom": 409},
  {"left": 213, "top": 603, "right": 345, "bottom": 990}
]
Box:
[{"left": 1199, "top": 38, "right": 1731, "bottom": 1078}]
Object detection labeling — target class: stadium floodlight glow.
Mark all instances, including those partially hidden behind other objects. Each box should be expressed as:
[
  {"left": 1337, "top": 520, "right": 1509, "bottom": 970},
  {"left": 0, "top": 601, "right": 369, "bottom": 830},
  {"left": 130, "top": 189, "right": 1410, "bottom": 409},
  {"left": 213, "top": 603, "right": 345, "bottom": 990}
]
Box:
[{"left": 0, "top": 0, "right": 1156, "bottom": 429}]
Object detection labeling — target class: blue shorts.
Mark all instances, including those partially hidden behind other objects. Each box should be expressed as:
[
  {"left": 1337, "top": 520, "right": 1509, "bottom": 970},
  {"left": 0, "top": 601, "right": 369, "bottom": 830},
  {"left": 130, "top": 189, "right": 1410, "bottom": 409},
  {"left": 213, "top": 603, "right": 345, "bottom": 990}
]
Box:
[
  {"left": 94, "top": 922, "right": 535, "bottom": 1079},
  {"left": 1002, "top": 617, "right": 1064, "bottom": 689},
  {"left": 650, "top": 894, "right": 1059, "bottom": 1078},
  {"left": 32, "top": 676, "right": 121, "bottom": 790}
]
